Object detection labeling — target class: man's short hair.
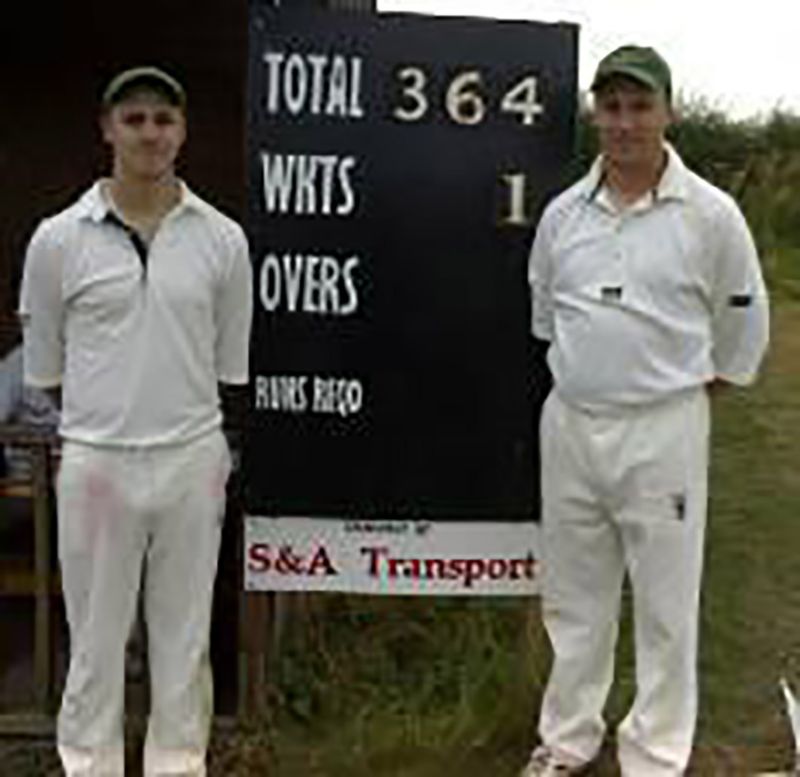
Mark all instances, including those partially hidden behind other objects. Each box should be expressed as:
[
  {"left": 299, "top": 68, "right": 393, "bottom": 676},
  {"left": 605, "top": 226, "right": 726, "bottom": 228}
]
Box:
[
  {"left": 101, "top": 66, "right": 186, "bottom": 111},
  {"left": 591, "top": 45, "right": 672, "bottom": 104}
]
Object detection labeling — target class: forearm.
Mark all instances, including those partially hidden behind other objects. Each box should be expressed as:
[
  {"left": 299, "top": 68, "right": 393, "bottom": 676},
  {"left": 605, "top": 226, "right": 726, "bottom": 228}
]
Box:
[{"left": 219, "top": 382, "right": 248, "bottom": 436}]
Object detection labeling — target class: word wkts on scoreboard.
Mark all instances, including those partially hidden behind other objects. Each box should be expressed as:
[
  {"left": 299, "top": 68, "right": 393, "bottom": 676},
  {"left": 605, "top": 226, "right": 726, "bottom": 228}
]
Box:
[{"left": 245, "top": 4, "right": 576, "bottom": 520}]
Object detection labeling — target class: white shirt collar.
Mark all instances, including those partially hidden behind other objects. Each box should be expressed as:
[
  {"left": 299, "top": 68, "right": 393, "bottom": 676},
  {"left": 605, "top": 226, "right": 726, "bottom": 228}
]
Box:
[
  {"left": 581, "top": 143, "right": 690, "bottom": 207},
  {"left": 74, "top": 179, "right": 205, "bottom": 223}
]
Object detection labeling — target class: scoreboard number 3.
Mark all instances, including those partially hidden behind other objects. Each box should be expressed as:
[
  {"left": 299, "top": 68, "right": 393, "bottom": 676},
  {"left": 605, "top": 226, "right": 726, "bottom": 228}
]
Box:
[
  {"left": 393, "top": 68, "right": 545, "bottom": 127},
  {"left": 394, "top": 67, "right": 429, "bottom": 122}
]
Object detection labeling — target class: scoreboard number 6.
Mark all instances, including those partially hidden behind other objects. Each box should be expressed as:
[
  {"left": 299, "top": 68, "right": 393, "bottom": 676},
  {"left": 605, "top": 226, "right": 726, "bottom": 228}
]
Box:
[
  {"left": 445, "top": 71, "right": 486, "bottom": 125},
  {"left": 393, "top": 68, "right": 545, "bottom": 127}
]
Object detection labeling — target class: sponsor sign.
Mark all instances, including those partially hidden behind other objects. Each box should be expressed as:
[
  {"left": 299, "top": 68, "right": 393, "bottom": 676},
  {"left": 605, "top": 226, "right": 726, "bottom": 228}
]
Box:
[{"left": 245, "top": 516, "right": 540, "bottom": 596}]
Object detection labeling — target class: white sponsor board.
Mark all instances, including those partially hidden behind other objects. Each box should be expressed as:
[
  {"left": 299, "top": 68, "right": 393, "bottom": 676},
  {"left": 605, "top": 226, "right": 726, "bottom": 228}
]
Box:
[{"left": 245, "top": 517, "right": 540, "bottom": 596}]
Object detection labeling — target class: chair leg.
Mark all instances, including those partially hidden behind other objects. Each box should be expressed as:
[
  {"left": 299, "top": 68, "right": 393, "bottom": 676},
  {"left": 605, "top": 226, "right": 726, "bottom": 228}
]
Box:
[{"left": 31, "top": 444, "right": 52, "bottom": 712}]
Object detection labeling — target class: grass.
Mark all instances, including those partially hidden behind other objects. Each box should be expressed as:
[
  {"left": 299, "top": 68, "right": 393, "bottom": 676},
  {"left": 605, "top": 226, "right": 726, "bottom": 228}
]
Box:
[
  {"left": 696, "top": 292, "right": 800, "bottom": 769},
  {"left": 249, "top": 284, "right": 800, "bottom": 776},
  {"left": 261, "top": 596, "right": 549, "bottom": 777}
]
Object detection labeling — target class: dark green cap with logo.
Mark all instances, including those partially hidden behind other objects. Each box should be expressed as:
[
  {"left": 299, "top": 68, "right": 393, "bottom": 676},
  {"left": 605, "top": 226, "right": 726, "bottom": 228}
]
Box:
[
  {"left": 591, "top": 45, "right": 672, "bottom": 102},
  {"left": 102, "top": 66, "right": 186, "bottom": 110}
]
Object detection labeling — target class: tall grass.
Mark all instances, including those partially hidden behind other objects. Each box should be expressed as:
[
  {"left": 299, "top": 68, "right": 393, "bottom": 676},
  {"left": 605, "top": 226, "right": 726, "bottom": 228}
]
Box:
[{"left": 267, "top": 596, "right": 550, "bottom": 777}]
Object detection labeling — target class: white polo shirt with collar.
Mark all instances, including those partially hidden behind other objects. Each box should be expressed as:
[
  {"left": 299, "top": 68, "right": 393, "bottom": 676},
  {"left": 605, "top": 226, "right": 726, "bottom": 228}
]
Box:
[
  {"left": 529, "top": 144, "right": 769, "bottom": 412},
  {"left": 20, "top": 181, "right": 253, "bottom": 447}
]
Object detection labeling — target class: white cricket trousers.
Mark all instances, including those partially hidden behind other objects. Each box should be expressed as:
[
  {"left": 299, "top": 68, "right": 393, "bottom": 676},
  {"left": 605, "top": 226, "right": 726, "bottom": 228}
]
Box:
[
  {"left": 56, "top": 430, "right": 231, "bottom": 777},
  {"left": 537, "top": 388, "right": 709, "bottom": 777}
]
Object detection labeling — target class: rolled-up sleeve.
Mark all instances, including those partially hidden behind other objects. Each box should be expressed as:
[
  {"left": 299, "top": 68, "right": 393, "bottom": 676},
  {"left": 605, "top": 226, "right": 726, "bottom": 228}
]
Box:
[
  {"left": 710, "top": 201, "right": 769, "bottom": 385},
  {"left": 214, "top": 225, "right": 253, "bottom": 385},
  {"left": 528, "top": 208, "right": 556, "bottom": 342},
  {"left": 19, "top": 220, "right": 65, "bottom": 388}
]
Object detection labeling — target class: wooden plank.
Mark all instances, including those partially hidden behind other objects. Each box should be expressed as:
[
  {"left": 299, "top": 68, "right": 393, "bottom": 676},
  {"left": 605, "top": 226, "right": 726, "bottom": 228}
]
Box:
[
  {"left": 0, "top": 435, "right": 58, "bottom": 712},
  {"left": 0, "top": 481, "right": 34, "bottom": 499},
  {"left": 0, "top": 713, "right": 55, "bottom": 737},
  {"left": 238, "top": 590, "right": 272, "bottom": 719},
  {"left": 30, "top": 444, "right": 53, "bottom": 712},
  {"left": 0, "top": 424, "right": 57, "bottom": 447},
  {"left": 326, "top": 0, "right": 376, "bottom": 9},
  {"left": 0, "top": 563, "right": 60, "bottom": 597},
  {"left": 0, "top": 713, "right": 239, "bottom": 738}
]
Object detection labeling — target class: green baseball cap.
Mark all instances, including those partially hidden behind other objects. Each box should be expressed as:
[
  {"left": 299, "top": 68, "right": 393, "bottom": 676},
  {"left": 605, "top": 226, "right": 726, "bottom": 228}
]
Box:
[
  {"left": 591, "top": 45, "right": 672, "bottom": 101},
  {"left": 102, "top": 66, "right": 186, "bottom": 109}
]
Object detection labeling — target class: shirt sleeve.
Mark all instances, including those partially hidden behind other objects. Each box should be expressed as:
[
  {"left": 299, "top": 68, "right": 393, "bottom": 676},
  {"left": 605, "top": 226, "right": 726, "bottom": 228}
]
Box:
[
  {"left": 215, "top": 224, "right": 253, "bottom": 385},
  {"left": 0, "top": 346, "right": 24, "bottom": 423},
  {"left": 710, "top": 201, "right": 769, "bottom": 385},
  {"left": 528, "top": 206, "right": 556, "bottom": 342},
  {"left": 19, "top": 220, "right": 65, "bottom": 389}
]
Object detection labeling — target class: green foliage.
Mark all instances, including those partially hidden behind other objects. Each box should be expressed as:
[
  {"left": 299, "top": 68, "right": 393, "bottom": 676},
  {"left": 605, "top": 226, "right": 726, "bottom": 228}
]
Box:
[
  {"left": 668, "top": 97, "right": 758, "bottom": 195},
  {"left": 574, "top": 96, "right": 800, "bottom": 287}
]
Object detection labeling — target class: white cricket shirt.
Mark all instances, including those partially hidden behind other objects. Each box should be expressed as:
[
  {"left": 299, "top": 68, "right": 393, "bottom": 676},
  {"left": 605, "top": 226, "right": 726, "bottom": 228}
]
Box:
[
  {"left": 529, "top": 145, "right": 769, "bottom": 411},
  {"left": 20, "top": 181, "right": 253, "bottom": 446}
]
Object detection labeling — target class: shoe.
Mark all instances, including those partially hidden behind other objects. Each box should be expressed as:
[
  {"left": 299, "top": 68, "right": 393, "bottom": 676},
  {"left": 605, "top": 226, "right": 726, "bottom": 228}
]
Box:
[{"left": 519, "top": 746, "right": 586, "bottom": 776}]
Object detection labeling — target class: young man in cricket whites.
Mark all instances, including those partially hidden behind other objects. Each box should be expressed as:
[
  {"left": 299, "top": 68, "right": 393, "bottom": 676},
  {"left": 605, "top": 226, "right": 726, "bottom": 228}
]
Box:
[
  {"left": 521, "top": 46, "right": 769, "bottom": 776},
  {"left": 20, "top": 66, "right": 252, "bottom": 776}
]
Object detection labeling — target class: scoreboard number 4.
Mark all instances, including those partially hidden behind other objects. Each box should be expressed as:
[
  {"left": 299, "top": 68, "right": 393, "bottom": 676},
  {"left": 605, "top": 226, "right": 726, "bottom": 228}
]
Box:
[
  {"left": 393, "top": 68, "right": 545, "bottom": 127},
  {"left": 501, "top": 75, "right": 545, "bottom": 126}
]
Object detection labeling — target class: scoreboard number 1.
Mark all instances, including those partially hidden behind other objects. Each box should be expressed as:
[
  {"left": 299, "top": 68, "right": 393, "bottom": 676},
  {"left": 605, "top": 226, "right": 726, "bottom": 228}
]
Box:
[{"left": 501, "top": 173, "right": 531, "bottom": 226}]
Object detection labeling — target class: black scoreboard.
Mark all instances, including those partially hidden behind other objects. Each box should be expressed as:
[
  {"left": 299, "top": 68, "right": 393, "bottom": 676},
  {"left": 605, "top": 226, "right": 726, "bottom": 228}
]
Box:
[{"left": 244, "top": 5, "right": 577, "bottom": 520}]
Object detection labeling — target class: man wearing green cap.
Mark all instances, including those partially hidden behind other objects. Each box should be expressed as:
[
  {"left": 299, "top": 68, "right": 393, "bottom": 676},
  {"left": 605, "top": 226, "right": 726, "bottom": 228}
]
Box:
[
  {"left": 522, "top": 46, "right": 768, "bottom": 776},
  {"left": 20, "top": 66, "right": 252, "bottom": 776}
]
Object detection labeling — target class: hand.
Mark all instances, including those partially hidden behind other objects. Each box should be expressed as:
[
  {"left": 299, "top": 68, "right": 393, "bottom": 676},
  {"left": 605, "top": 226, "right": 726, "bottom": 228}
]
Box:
[{"left": 706, "top": 379, "right": 731, "bottom": 395}]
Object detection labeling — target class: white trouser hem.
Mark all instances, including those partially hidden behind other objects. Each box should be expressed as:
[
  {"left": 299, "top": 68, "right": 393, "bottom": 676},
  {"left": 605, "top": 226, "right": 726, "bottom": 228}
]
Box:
[
  {"left": 617, "top": 724, "right": 687, "bottom": 777},
  {"left": 144, "top": 746, "right": 207, "bottom": 777},
  {"left": 58, "top": 743, "right": 124, "bottom": 777}
]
